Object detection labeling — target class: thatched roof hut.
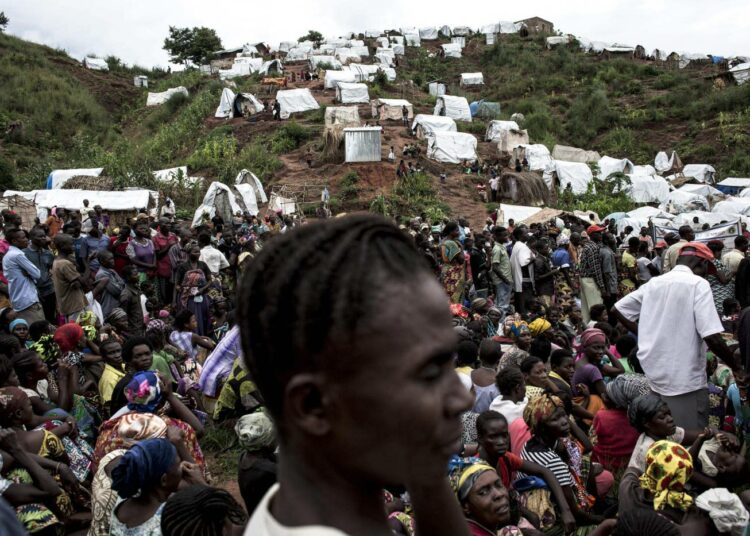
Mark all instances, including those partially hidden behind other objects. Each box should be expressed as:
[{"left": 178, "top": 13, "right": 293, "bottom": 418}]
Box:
[
  {"left": 61, "top": 175, "right": 117, "bottom": 191},
  {"left": 497, "top": 171, "right": 550, "bottom": 205}
]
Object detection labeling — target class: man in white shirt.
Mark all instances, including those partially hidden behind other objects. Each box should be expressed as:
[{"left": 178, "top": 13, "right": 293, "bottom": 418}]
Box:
[
  {"left": 197, "top": 233, "right": 229, "bottom": 275},
  {"left": 613, "top": 242, "right": 743, "bottom": 429},
  {"left": 509, "top": 227, "right": 534, "bottom": 317}
]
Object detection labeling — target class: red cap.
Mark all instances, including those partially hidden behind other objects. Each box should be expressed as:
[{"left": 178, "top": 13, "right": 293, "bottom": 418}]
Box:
[
  {"left": 678, "top": 242, "right": 714, "bottom": 262},
  {"left": 655, "top": 240, "right": 667, "bottom": 249},
  {"left": 586, "top": 224, "right": 606, "bottom": 235}
]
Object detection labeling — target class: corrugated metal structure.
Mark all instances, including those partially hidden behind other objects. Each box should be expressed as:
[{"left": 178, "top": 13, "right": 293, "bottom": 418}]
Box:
[{"left": 344, "top": 127, "right": 382, "bottom": 163}]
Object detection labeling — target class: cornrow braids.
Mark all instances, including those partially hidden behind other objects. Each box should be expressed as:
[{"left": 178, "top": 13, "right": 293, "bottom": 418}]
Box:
[
  {"left": 237, "top": 214, "right": 431, "bottom": 421},
  {"left": 160, "top": 484, "right": 247, "bottom": 536}
]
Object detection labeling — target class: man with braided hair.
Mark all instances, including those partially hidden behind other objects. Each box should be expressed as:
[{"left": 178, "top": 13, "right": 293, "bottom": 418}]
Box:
[
  {"left": 161, "top": 484, "right": 247, "bottom": 535},
  {"left": 238, "top": 213, "right": 474, "bottom": 535}
]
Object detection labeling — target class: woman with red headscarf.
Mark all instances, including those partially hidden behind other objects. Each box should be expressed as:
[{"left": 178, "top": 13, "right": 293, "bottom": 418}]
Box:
[
  {"left": 571, "top": 328, "right": 611, "bottom": 424},
  {"left": 53, "top": 323, "right": 100, "bottom": 395}
]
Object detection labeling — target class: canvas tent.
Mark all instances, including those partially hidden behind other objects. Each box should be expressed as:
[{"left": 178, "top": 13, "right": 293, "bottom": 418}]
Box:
[
  {"left": 324, "top": 70, "right": 357, "bottom": 89},
  {"left": 551, "top": 145, "right": 601, "bottom": 163},
  {"left": 83, "top": 57, "right": 108, "bottom": 70},
  {"left": 427, "top": 132, "right": 477, "bottom": 164},
  {"left": 376, "top": 37, "right": 389, "bottom": 48},
  {"left": 451, "top": 36, "right": 466, "bottom": 47},
  {"left": 513, "top": 144, "right": 553, "bottom": 172},
  {"left": 485, "top": 120, "right": 521, "bottom": 141},
  {"left": 324, "top": 106, "right": 361, "bottom": 128},
  {"left": 276, "top": 89, "right": 320, "bottom": 119},
  {"left": 730, "top": 63, "right": 750, "bottom": 85},
  {"left": 428, "top": 82, "right": 446, "bottom": 96},
  {"left": 485, "top": 34, "right": 496, "bottom": 45},
  {"left": 7, "top": 189, "right": 153, "bottom": 221},
  {"left": 285, "top": 47, "right": 311, "bottom": 62},
  {"left": 46, "top": 168, "right": 104, "bottom": 189},
  {"left": 371, "top": 99, "right": 413, "bottom": 120},
  {"left": 419, "top": 27, "right": 439, "bottom": 40},
  {"left": 682, "top": 164, "right": 716, "bottom": 183},
  {"left": 192, "top": 182, "right": 244, "bottom": 227},
  {"left": 234, "top": 169, "right": 268, "bottom": 216},
  {"left": 146, "top": 86, "right": 189, "bottom": 107},
  {"left": 555, "top": 161, "right": 594, "bottom": 194},
  {"left": 597, "top": 156, "right": 634, "bottom": 179},
  {"left": 434, "top": 95, "right": 472, "bottom": 122},
  {"left": 310, "top": 55, "right": 342, "bottom": 70},
  {"left": 625, "top": 174, "right": 671, "bottom": 204},
  {"left": 546, "top": 36, "right": 571, "bottom": 49},
  {"left": 441, "top": 44, "right": 462, "bottom": 58},
  {"left": 411, "top": 114, "right": 457, "bottom": 139},
  {"left": 496, "top": 129, "right": 530, "bottom": 155},
  {"left": 215, "top": 88, "right": 264, "bottom": 118},
  {"left": 460, "top": 73, "right": 484, "bottom": 86},
  {"left": 712, "top": 198, "right": 750, "bottom": 217},
  {"left": 259, "top": 60, "right": 283, "bottom": 75},
  {"left": 336, "top": 82, "right": 369, "bottom": 104},
  {"left": 344, "top": 127, "right": 382, "bottom": 163},
  {"left": 498, "top": 203, "right": 542, "bottom": 226}
]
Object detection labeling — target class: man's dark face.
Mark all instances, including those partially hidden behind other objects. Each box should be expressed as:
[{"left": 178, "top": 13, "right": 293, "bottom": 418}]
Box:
[
  {"left": 10, "top": 231, "right": 28, "bottom": 249},
  {"left": 30, "top": 231, "right": 48, "bottom": 249}
]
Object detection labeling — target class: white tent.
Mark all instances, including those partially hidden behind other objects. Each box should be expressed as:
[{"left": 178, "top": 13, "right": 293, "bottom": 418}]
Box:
[
  {"left": 485, "top": 34, "right": 496, "bottom": 45},
  {"left": 498, "top": 203, "right": 542, "bottom": 226},
  {"left": 268, "top": 193, "right": 298, "bottom": 215},
  {"left": 259, "top": 60, "right": 283, "bottom": 75},
  {"left": 276, "top": 89, "right": 320, "bottom": 119},
  {"left": 285, "top": 47, "right": 310, "bottom": 61},
  {"left": 673, "top": 211, "right": 732, "bottom": 228},
  {"left": 439, "top": 25, "right": 452, "bottom": 37},
  {"left": 485, "top": 120, "right": 520, "bottom": 141},
  {"left": 627, "top": 206, "right": 673, "bottom": 220},
  {"left": 152, "top": 167, "right": 200, "bottom": 186},
  {"left": 405, "top": 34, "right": 421, "bottom": 46},
  {"left": 146, "top": 86, "right": 189, "bottom": 107},
  {"left": 375, "top": 51, "right": 395, "bottom": 66},
  {"left": 740, "top": 188, "right": 750, "bottom": 198},
  {"left": 604, "top": 44, "right": 635, "bottom": 54},
  {"left": 682, "top": 164, "right": 716, "bottom": 183},
  {"left": 451, "top": 36, "right": 466, "bottom": 47},
  {"left": 625, "top": 174, "right": 671, "bottom": 203},
  {"left": 324, "top": 70, "right": 357, "bottom": 89},
  {"left": 434, "top": 95, "right": 472, "bottom": 122},
  {"left": 371, "top": 98, "right": 413, "bottom": 120},
  {"left": 730, "top": 62, "right": 750, "bottom": 85},
  {"left": 278, "top": 41, "right": 295, "bottom": 52},
  {"left": 496, "top": 129, "right": 530, "bottom": 155},
  {"left": 349, "top": 39, "right": 366, "bottom": 47},
  {"left": 389, "top": 36, "right": 404, "bottom": 45},
  {"left": 597, "top": 156, "right": 634, "bottom": 179},
  {"left": 215, "top": 88, "right": 264, "bottom": 118},
  {"left": 427, "top": 132, "right": 477, "bottom": 164},
  {"left": 310, "top": 55, "right": 342, "bottom": 70},
  {"left": 428, "top": 82, "right": 446, "bottom": 96},
  {"left": 660, "top": 190, "right": 710, "bottom": 213},
  {"left": 325, "top": 106, "right": 361, "bottom": 128},
  {"left": 133, "top": 75, "right": 148, "bottom": 87},
  {"left": 514, "top": 144, "right": 553, "bottom": 172},
  {"left": 482, "top": 23, "right": 500, "bottom": 34},
  {"left": 234, "top": 169, "right": 268, "bottom": 216},
  {"left": 411, "top": 114, "right": 457, "bottom": 139},
  {"left": 344, "top": 127, "right": 382, "bottom": 162},
  {"left": 349, "top": 46, "right": 370, "bottom": 57},
  {"left": 83, "top": 57, "right": 108, "bottom": 70},
  {"left": 441, "top": 43, "right": 462, "bottom": 58},
  {"left": 460, "top": 72, "right": 484, "bottom": 86},
  {"left": 380, "top": 67, "right": 397, "bottom": 81},
  {"left": 453, "top": 26, "right": 471, "bottom": 36},
  {"left": 376, "top": 37, "right": 390, "bottom": 48},
  {"left": 678, "top": 183, "right": 724, "bottom": 198},
  {"left": 365, "top": 30, "right": 382, "bottom": 38},
  {"left": 46, "top": 168, "right": 104, "bottom": 190},
  {"left": 7, "top": 189, "right": 152, "bottom": 220},
  {"left": 318, "top": 44, "right": 336, "bottom": 55},
  {"left": 555, "top": 161, "right": 594, "bottom": 194},
  {"left": 391, "top": 44, "right": 405, "bottom": 56},
  {"left": 546, "top": 36, "right": 571, "bottom": 49},
  {"left": 336, "top": 82, "right": 369, "bottom": 104},
  {"left": 419, "top": 27, "right": 439, "bottom": 40},
  {"left": 654, "top": 151, "right": 678, "bottom": 174},
  {"left": 335, "top": 50, "right": 361, "bottom": 64},
  {"left": 551, "top": 145, "right": 601, "bottom": 163},
  {"left": 349, "top": 64, "right": 380, "bottom": 82},
  {"left": 712, "top": 198, "right": 750, "bottom": 217},
  {"left": 192, "top": 182, "right": 244, "bottom": 227},
  {"left": 498, "top": 21, "right": 522, "bottom": 33}
]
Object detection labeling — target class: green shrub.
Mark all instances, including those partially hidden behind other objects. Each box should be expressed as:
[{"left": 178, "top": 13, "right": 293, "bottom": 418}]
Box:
[{"left": 565, "top": 89, "right": 618, "bottom": 146}]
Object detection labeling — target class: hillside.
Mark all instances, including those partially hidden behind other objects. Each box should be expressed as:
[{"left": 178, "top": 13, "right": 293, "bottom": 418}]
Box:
[{"left": 1, "top": 30, "right": 749, "bottom": 225}]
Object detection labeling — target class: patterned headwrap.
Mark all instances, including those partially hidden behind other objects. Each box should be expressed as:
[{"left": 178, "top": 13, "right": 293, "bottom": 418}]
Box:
[
  {"left": 117, "top": 412, "right": 168, "bottom": 440},
  {"left": 605, "top": 374, "right": 652, "bottom": 410},
  {"left": 450, "top": 303, "right": 469, "bottom": 319},
  {"left": 146, "top": 319, "right": 168, "bottom": 334},
  {"left": 53, "top": 323, "right": 85, "bottom": 353},
  {"left": 235, "top": 411, "right": 276, "bottom": 451},
  {"left": 125, "top": 371, "right": 162, "bottom": 413},
  {"left": 111, "top": 438, "right": 177, "bottom": 498},
  {"left": 556, "top": 234, "right": 570, "bottom": 246},
  {"left": 528, "top": 318, "right": 552, "bottom": 337},
  {"left": 106, "top": 308, "right": 128, "bottom": 325},
  {"left": 523, "top": 393, "right": 564, "bottom": 434},
  {"left": 579, "top": 328, "right": 606, "bottom": 348},
  {"left": 0, "top": 386, "right": 27, "bottom": 425},
  {"left": 76, "top": 311, "right": 98, "bottom": 341},
  {"left": 30, "top": 334, "right": 60, "bottom": 365},
  {"left": 507, "top": 321, "right": 530, "bottom": 339},
  {"left": 639, "top": 440, "right": 693, "bottom": 512},
  {"left": 448, "top": 458, "right": 496, "bottom": 504}
]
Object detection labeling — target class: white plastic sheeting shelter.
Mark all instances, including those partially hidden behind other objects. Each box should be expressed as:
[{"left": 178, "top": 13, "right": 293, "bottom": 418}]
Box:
[
  {"left": 434, "top": 95, "right": 472, "bottom": 122},
  {"left": 672, "top": 211, "right": 732, "bottom": 229},
  {"left": 146, "top": 86, "right": 189, "bottom": 107},
  {"left": 498, "top": 203, "right": 542, "bottom": 226},
  {"left": 682, "top": 164, "right": 716, "bottom": 183},
  {"left": 7, "top": 189, "right": 152, "bottom": 220},
  {"left": 496, "top": 129, "right": 530, "bottom": 155},
  {"left": 380, "top": 67, "right": 397, "bottom": 81},
  {"left": 439, "top": 25, "right": 452, "bottom": 37},
  {"left": 419, "top": 27, "right": 439, "bottom": 40},
  {"left": 654, "top": 151, "right": 679, "bottom": 174},
  {"left": 498, "top": 21, "right": 522, "bottom": 33},
  {"left": 348, "top": 46, "right": 370, "bottom": 57},
  {"left": 285, "top": 47, "right": 311, "bottom": 61},
  {"left": 278, "top": 42, "right": 295, "bottom": 52},
  {"left": 134, "top": 76, "right": 148, "bottom": 88},
  {"left": 428, "top": 82, "right": 446, "bottom": 96},
  {"left": 349, "top": 64, "right": 381, "bottom": 82},
  {"left": 460, "top": 73, "right": 484, "bottom": 86},
  {"left": 335, "top": 50, "right": 361, "bottom": 64},
  {"left": 485, "top": 34, "right": 496, "bottom": 45},
  {"left": 324, "top": 70, "right": 357, "bottom": 89},
  {"left": 730, "top": 63, "right": 750, "bottom": 85},
  {"left": 555, "top": 161, "right": 594, "bottom": 194},
  {"left": 325, "top": 107, "right": 361, "bottom": 128},
  {"left": 411, "top": 114, "right": 457, "bottom": 139},
  {"left": 451, "top": 36, "right": 466, "bottom": 47},
  {"left": 46, "top": 168, "right": 104, "bottom": 190},
  {"left": 375, "top": 37, "right": 389, "bottom": 48},
  {"left": 597, "top": 156, "right": 634, "bottom": 179},
  {"left": 336, "top": 82, "right": 369, "bottom": 104},
  {"left": 485, "top": 120, "right": 520, "bottom": 141},
  {"left": 660, "top": 190, "right": 710, "bottom": 213},
  {"left": 310, "top": 55, "right": 342, "bottom": 70},
  {"left": 391, "top": 44, "right": 405, "bottom": 56},
  {"left": 441, "top": 44, "right": 462, "bottom": 58},
  {"left": 678, "top": 183, "right": 724, "bottom": 198},
  {"left": 371, "top": 99, "right": 413, "bottom": 120},
  {"left": 215, "top": 88, "right": 264, "bottom": 118},
  {"left": 83, "top": 57, "right": 108, "bottom": 70},
  {"left": 234, "top": 170, "right": 268, "bottom": 216},
  {"left": 453, "top": 26, "right": 471, "bottom": 36},
  {"left": 546, "top": 36, "right": 571, "bottom": 49},
  {"left": 192, "top": 182, "right": 244, "bottom": 227},
  {"left": 405, "top": 34, "right": 421, "bottom": 46},
  {"left": 741, "top": 188, "right": 750, "bottom": 198},
  {"left": 551, "top": 145, "right": 601, "bottom": 163},
  {"left": 625, "top": 174, "right": 671, "bottom": 204},
  {"left": 514, "top": 144, "right": 553, "bottom": 172},
  {"left": 259, "top": 60, "right": 283, "bottom": 75},
  {"left": 427, "top": 132, "right": 477, "bottom": 164},
  {"left": 275, "top": 89, "right": 320, "bottom": 119},
  {"left": 713, "top": 198, "right": 750, "bottom": 217},
  {"left": 365, "top": 30, "right": 382, "bottom": 38},
  {"left": 344, "top": 127, "right": 382, "bottom": 163},
  {"left": 268, "top": 193, "right": 298, "bottom": 215}
]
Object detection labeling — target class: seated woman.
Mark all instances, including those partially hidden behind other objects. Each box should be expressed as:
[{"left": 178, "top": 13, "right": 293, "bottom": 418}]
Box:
[
  {"left": 518, "top": 393, "right": 608, "bottom": 532},
  {"left": 160, "top": 484, "right": 247, "bottom": 536},
  {"left": 9, "top": 319, "right": 31, "bottom": 349},
  {"left": 52, "top": 323, "right": 100, "bottom": 396},
  {"left": 109, "top": 438, "right": 203, "bottom": 534},
  {"left": 548, "top": 350, "right": 593, "bottom": 423},
  {"left": 448, "top": 459, "right": 525, "bottom": 536},
  {"left": 499, "top": 321, "right": 532, "bottom": 370},
  {"left": 572, "top": 328, "right": 620, "bottom": 424},
  {"left": 168, "top": 310, "right": 216, "bottom": 388},
  {"left": 94, "top": 371, "right": 205, "bottom": 475},
  {"left": 235, "top": 411, "right": 277, "bottom": 515},
  {"left": 520, "top": 356, "right": 555, "bottom": 401}
]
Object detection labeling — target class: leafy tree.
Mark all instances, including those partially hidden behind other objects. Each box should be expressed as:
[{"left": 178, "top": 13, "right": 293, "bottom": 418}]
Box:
[
  {"left": 163, "top": 26, "right": 222, "bottom": 66},
  {"left": 0, "top": 12, "right": 8, "bottom": 32},
  {"left": 298, "top": 30, "right": 324, "bottom": 46}
]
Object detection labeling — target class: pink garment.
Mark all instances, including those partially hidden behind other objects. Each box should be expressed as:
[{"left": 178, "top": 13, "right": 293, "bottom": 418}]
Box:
[
  {"left": 509, "top": 418, "right": 531, "bottom": 456},
  {"left": 595, "top": 469, "right": 614, "bottom": 497}
]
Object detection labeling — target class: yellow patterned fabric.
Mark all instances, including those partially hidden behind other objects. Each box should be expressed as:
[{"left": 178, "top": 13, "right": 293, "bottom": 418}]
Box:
[{"left": 639, "top": 440, "right": 694, "bottom": 512}]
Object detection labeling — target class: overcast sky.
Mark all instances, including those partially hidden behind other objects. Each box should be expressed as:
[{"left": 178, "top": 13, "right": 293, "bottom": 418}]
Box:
[{"left": 3, "top": 0, "right": 749, "bottom": 67}]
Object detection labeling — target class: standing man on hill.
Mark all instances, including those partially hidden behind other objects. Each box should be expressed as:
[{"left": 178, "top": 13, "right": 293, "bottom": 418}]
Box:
[
  {"left": 402, "top": 105, "right": 409, "bottom": 126},
  {"left": 51, "top": 233, "right": 89, "bottom": 322},
  {"left": 153, "top": 218, "right": 179, "bottom": 306},
  {"left": 579, "top": 225, "right": 606, "bottom": 325},
  {"left": 3, "top": 228, "right": 44, "bottom": 323}
]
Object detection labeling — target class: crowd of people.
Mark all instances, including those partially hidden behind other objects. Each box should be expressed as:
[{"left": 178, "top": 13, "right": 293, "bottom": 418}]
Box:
[{"left": 0, "top": 202, "right": 749, "bottom": 535}]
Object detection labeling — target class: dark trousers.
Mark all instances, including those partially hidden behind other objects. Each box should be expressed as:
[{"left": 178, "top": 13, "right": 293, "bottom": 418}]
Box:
[
  {"left": 157, "top": 277, "right": 174, "bottom": 308},
  {"left": 603, "top": 294, "right": 617, "bottom": 327},
  {"left": 514, "top": 283, "right": 535, "bottom": 318},
  {"left": 40, "top": 293, "right": 57, "bottom": 324}
]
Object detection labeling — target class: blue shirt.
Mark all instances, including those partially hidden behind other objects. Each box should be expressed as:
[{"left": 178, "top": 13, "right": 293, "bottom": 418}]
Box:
[
  {"left": 551, "top": 247, "right": 571, "bottom": 268},
  {"left": 23, "top": 245, "right": 55, "bottom": 297},
  {"left": 2, "top": 245, "right": 40, "bottom": 311},
  {"left": 79, "top": 235, "right": 111, "bottom": 272}
]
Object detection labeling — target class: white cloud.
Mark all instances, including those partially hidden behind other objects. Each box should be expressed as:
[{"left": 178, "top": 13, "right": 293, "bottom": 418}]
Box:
[{"left": 2, "top": 0, "right": 748, "bottom": 67}]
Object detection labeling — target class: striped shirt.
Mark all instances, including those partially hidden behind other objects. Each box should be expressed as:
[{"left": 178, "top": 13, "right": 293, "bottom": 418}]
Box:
[{"left": 518, "top": 438, "right": 573, "bottom": 487}]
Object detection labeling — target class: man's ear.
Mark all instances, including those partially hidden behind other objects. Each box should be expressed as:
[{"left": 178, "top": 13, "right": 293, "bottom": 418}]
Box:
[{"left": 284, "top": 373, "right": 332, "bottom": 437}]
